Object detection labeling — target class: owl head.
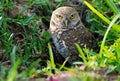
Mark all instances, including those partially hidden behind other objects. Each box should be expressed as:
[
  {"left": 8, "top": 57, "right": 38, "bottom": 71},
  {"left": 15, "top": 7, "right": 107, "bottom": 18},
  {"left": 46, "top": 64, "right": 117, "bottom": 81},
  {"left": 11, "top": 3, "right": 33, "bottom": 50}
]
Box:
[{"left": 50, "top": 6, "right": 81, "bottom": 32}]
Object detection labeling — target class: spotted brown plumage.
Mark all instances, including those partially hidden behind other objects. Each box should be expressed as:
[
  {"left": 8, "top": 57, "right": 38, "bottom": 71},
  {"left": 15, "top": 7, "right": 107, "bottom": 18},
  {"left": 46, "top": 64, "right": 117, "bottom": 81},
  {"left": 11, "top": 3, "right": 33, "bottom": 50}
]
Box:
[{"left": 49, "top": 6, "right": 97, "bottom": 65}]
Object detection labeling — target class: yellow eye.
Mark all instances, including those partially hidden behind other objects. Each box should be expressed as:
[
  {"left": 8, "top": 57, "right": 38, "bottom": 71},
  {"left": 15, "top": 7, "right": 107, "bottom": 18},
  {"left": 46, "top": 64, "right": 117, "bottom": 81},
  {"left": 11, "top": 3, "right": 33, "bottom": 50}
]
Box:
[
  {"left": 70, "top": 14, "right": 75, "bottom": 19},
  {"left": 56, "top": 15, "right": 63, "bottom": 19}
]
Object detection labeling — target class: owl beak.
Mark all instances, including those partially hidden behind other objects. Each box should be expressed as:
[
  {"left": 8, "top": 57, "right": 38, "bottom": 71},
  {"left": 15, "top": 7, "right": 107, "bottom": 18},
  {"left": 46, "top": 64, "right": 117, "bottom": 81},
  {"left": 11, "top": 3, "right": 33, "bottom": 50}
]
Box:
[{"left": 65, "top": 20, "right": 68, "bottom": 27}]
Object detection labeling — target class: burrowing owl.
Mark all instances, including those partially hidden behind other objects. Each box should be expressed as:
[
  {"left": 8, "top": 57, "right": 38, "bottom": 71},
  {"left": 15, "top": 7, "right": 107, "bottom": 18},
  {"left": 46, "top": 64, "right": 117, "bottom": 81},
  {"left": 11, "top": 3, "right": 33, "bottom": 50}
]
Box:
[{"left": 49, "top": 6, "right": 96, "bottom": 65}]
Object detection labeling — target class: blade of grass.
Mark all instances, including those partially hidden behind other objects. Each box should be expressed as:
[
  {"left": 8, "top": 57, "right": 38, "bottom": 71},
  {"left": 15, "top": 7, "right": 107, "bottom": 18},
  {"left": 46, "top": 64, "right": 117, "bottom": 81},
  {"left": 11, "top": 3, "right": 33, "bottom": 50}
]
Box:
[
  {"left": 104, "top": 0, "right": 119, "bottom": 14},
  {"left": 48, "top": 42, "right": 56, "bottom": 72},
  {"left": 20, "top": 14, "right": 35, "bottom": 26},
  {"left": 10, "top": 46, "right": 17, "bottom": 66},
  {"left": 20, "top": 59, "right": 41, "bottom": 76},
  {"left": 59, "top": 57, "right": 69, "bottom": 70},
  {"left": 6, "top": 57, "right": 21, "bottom": 81},
  {"left": 84, "top": 1, "right": 120, "bottom": 32},
  {"left": 0, "top": 16, "right": 3, "bottom": 28},
  {"left": 5, "top": 0, "right": 8, "bottom": 6},
  {"left": 27, "top": 59, "right": 41, "bottom": 76},
  {"left": 75, "top": 43, "right": 87, "bottom": 63},
  {"left": 57, "top": 64, "right": 74, "bottom": 71},
  {"left": 27, "top": 59, "right": 41, "bottom": 71},
  {"left": 0, "top": 0, "right": 4, "bottom": 27},
  {"left": 99, "top": 12, "right": 120, "bottom": 57}
]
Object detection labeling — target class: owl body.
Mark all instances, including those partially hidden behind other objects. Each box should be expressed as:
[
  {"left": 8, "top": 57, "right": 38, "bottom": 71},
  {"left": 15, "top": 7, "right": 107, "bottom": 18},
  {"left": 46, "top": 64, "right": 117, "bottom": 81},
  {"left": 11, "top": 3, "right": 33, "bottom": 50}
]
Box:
[{"left": 49, "top": 7, "right": 96, "bottom": 64}]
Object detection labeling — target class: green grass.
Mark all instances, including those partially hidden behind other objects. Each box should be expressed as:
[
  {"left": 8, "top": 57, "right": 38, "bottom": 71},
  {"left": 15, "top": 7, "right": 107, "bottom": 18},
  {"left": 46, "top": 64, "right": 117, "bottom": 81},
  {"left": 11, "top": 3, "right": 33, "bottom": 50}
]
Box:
[{"left": 0, "top": 0, "right": 120, "bottom": 81}]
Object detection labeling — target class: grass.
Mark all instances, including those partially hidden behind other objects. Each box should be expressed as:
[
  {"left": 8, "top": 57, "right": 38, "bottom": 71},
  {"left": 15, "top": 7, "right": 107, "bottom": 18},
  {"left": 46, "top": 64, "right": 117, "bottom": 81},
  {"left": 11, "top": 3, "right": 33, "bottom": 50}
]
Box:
[
  {"left": 0, "top": 0, "right": 120, "bottom": 81},
  {"left": 48, "top": 42, "right": 56, "bottom": 73}
]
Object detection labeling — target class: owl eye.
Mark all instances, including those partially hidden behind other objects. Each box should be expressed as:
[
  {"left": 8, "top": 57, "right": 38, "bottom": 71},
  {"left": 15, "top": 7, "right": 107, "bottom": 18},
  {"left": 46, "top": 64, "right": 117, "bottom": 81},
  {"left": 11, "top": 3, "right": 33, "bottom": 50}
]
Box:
[
  {"left": 70, "top": 14, "right": 75, "bottom": 19},
  {"left": 56, "top": 15, "right": 63, "bottom": 19}
]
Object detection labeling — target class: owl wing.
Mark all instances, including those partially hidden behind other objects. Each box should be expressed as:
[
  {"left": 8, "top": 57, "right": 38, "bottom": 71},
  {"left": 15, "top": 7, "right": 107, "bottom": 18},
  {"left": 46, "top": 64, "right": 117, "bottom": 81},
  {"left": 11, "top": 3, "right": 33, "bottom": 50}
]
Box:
[{"left": 51, "top": 34, "right": 71, "bottom": 59}]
